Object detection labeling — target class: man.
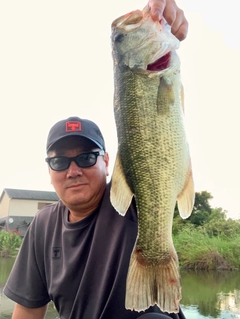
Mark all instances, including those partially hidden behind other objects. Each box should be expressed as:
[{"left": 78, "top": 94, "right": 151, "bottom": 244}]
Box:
[{"left": 4, "top": 1, "right": 189, "bottom": 318}]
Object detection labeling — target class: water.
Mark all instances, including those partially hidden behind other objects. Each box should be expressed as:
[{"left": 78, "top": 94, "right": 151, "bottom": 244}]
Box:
[
  {"left": 180, "top": 270, "right": 240, "bottom": 318},
  {"left": 1, "top": 257, "right": 240, "bottom": 318}
]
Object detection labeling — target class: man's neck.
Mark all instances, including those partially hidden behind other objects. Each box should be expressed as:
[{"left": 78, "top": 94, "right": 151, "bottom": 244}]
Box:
[{"left": 68, "top": 209, "right": 95, "bottom": 222}]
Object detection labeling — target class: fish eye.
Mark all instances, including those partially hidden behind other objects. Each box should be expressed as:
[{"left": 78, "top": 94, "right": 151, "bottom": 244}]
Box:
[{"left": 114, "top": 33, "right": 125, "bottom": 42}]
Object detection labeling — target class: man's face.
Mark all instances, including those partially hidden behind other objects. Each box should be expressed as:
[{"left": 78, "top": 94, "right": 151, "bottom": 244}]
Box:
[{"left": 47, "top": 136, "right": 109, "bottom": 215}]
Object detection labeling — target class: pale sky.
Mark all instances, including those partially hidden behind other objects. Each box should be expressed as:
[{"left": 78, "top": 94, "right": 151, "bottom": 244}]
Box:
[{"left": 0, "top": 0, "right": 239, "bottom": 218}]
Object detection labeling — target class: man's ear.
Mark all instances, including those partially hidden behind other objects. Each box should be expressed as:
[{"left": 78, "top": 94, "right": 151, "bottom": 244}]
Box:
[{"left": 104, "top": 152, "right": 110, "bottom": 176}]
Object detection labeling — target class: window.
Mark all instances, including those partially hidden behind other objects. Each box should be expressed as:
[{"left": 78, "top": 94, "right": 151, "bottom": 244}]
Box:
[{"left": 38, "top": 202, "right": 52, "bottom": 210}]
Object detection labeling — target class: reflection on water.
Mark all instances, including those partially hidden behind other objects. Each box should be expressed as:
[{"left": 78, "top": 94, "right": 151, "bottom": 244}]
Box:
[
  {"left": 218, "top": 290, "right": 240, "bottom": 313},
  {"left": 1, "top": 258, "right": 240, "bottom": 318},
  {"left": 181, "top": 270, "right": 240, "bottom": 318}
]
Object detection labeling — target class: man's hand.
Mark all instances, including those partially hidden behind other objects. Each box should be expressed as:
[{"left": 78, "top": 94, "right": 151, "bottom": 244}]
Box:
[{"left": 148, "top": 0, "right": 188, "bottom": 40}]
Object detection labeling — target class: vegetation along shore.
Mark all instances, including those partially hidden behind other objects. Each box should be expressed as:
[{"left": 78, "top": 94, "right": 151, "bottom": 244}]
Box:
[
  {"left": 174, "top": 191, "right": 240, "bottom": 270},
  {"left": 1, "top": 190, "right": 240, "bottom": 270}
]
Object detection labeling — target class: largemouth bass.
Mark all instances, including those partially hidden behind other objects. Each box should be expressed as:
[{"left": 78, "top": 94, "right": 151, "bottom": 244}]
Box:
[{"left": 110, "top": 7, "right": 195, "bottom": 314}]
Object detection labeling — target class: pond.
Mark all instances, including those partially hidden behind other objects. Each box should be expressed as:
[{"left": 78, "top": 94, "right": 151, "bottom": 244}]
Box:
[
  {"left": 180, "top": 270, "right": 240, "bottom": 318},
  {"left": 1, "top": 257, "right": 240, "bottom": 318}
]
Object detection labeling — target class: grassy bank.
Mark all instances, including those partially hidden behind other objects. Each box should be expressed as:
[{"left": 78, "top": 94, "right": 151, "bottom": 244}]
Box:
[{"left": 173, "top": 226, "right": 240, "bottom": 270}]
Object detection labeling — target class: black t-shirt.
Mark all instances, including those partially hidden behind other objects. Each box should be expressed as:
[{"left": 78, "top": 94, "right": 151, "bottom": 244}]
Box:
[{"left": 4, "top": 183, "right": 185, "bottom": 319}]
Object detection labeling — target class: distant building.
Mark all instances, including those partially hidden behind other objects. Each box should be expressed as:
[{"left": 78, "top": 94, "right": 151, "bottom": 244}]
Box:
[{"left": 0, "top": 188, "right": 59, "bottom": 237}]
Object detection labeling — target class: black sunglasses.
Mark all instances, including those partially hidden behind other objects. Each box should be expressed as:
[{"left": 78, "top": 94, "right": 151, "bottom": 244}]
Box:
[{"left": 45, "top": 150, "right": 105, "bottom": 171}]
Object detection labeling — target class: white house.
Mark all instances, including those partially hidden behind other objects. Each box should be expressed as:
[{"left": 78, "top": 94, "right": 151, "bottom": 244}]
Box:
[{"left": 0, "top": 188, "right": 59, "bottom": 237}]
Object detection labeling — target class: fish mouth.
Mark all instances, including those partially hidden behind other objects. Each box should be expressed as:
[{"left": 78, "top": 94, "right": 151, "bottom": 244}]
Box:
[{"left": 147, "top": 52, "right": 171, "bottom": 71}]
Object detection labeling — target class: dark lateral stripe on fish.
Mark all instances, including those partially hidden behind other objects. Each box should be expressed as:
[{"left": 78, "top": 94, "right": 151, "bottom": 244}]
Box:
[{"left": 147, "top": 52, "right": 171, "bottom": 71}]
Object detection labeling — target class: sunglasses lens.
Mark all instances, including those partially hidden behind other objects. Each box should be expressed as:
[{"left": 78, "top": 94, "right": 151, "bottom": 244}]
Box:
[
  {"left": 50, "top": 157, "right": 69, "bottom": 171},
  {"left": 76, "top": 153, "right": 97, "bottom": 168},
  {"left": 46, "top": 151, "right": 104, "bottom": 171}
]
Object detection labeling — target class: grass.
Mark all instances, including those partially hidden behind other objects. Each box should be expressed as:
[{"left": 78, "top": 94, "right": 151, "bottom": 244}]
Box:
[{"left": 173, "top": 227, "right": 240, "bottom": 270}]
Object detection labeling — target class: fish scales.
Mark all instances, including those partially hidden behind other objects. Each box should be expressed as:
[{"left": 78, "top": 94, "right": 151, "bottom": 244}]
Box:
[
  {"left": 110, "top": 7, "right": 195, "bottom": 314},
  {"left": 115, "top": 64, "right": 186, "bottom": 258}
]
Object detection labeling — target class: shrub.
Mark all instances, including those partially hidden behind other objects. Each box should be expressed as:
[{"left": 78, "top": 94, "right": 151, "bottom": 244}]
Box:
[{"left": 0, "top": 230, "right": 22, "bottom": 257}]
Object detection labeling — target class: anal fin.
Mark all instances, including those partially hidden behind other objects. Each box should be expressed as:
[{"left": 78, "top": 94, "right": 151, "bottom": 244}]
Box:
[{"left": 177, "top": 165, "right": 195, "bottom": 219}]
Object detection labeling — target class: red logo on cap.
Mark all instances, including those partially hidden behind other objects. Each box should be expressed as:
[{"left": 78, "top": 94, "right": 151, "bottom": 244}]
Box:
[{"left": 66, "top": 121, "right": 82, "bottom": 132}]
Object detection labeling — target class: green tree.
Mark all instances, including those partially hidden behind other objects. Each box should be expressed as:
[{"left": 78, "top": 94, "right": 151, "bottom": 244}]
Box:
[
  {"left": 188, "top": 191, "right": 213, "bottom": 226},
  {"left": 174, "top": 191, "right": 213, "bottom": 227},
  {"left": 193, "top": 191, "right": 213, "bottom": 214},
  {"left": 204, "top": 208, "right": 240, "bottom": 237}
]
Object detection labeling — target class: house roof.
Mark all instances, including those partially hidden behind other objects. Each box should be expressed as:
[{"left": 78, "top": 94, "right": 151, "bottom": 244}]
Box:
[{"left": 1, "top": 188, "right": 59, "bottom": 202}]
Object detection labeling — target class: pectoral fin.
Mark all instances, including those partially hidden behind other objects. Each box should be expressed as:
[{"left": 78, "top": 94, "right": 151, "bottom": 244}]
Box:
[
  {"left": 110, "top": 152, "right": 133, "bottom": 216},
  {"left": 177, "top": 166, "right": 195, "bottom": 219}
]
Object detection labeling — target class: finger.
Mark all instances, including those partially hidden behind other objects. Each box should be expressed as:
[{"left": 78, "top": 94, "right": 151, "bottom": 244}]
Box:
[
  {"left": 170, "top": 9, "right": 188, "bottom": 41},
  {"left": 162, "top": 1, "right": 177, "bottom": 26},
  {"left": 148, "top": 0, "right": 166, "bottom": 21},
  {"left": 172, "top": 21, "right": 188, "bottom": 41}
]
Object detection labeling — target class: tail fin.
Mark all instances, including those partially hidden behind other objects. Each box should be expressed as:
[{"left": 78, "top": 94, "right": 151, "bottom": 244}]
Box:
[{"left": 125, "top": 249, "right": 181, "bottom": 313}]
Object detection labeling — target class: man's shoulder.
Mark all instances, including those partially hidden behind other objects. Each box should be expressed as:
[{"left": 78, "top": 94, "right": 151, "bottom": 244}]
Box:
[{"left": 34, "top": 200, "right": 65, "bottom": 224}]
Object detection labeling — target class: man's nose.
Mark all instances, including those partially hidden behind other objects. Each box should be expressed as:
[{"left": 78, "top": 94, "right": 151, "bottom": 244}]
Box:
[{"left": 66, "top": 160, "right": 83, "bottom": 177}]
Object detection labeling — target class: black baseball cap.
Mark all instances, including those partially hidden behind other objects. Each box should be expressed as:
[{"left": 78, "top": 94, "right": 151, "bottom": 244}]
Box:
[{"left": 46, "top": 116, "right": 106, "bottom": 152}]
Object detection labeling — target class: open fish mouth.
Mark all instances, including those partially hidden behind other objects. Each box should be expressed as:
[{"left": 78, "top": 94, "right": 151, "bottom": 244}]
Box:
[{"left": 147, "top": 52, "right": 171, "bottom": 71}]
